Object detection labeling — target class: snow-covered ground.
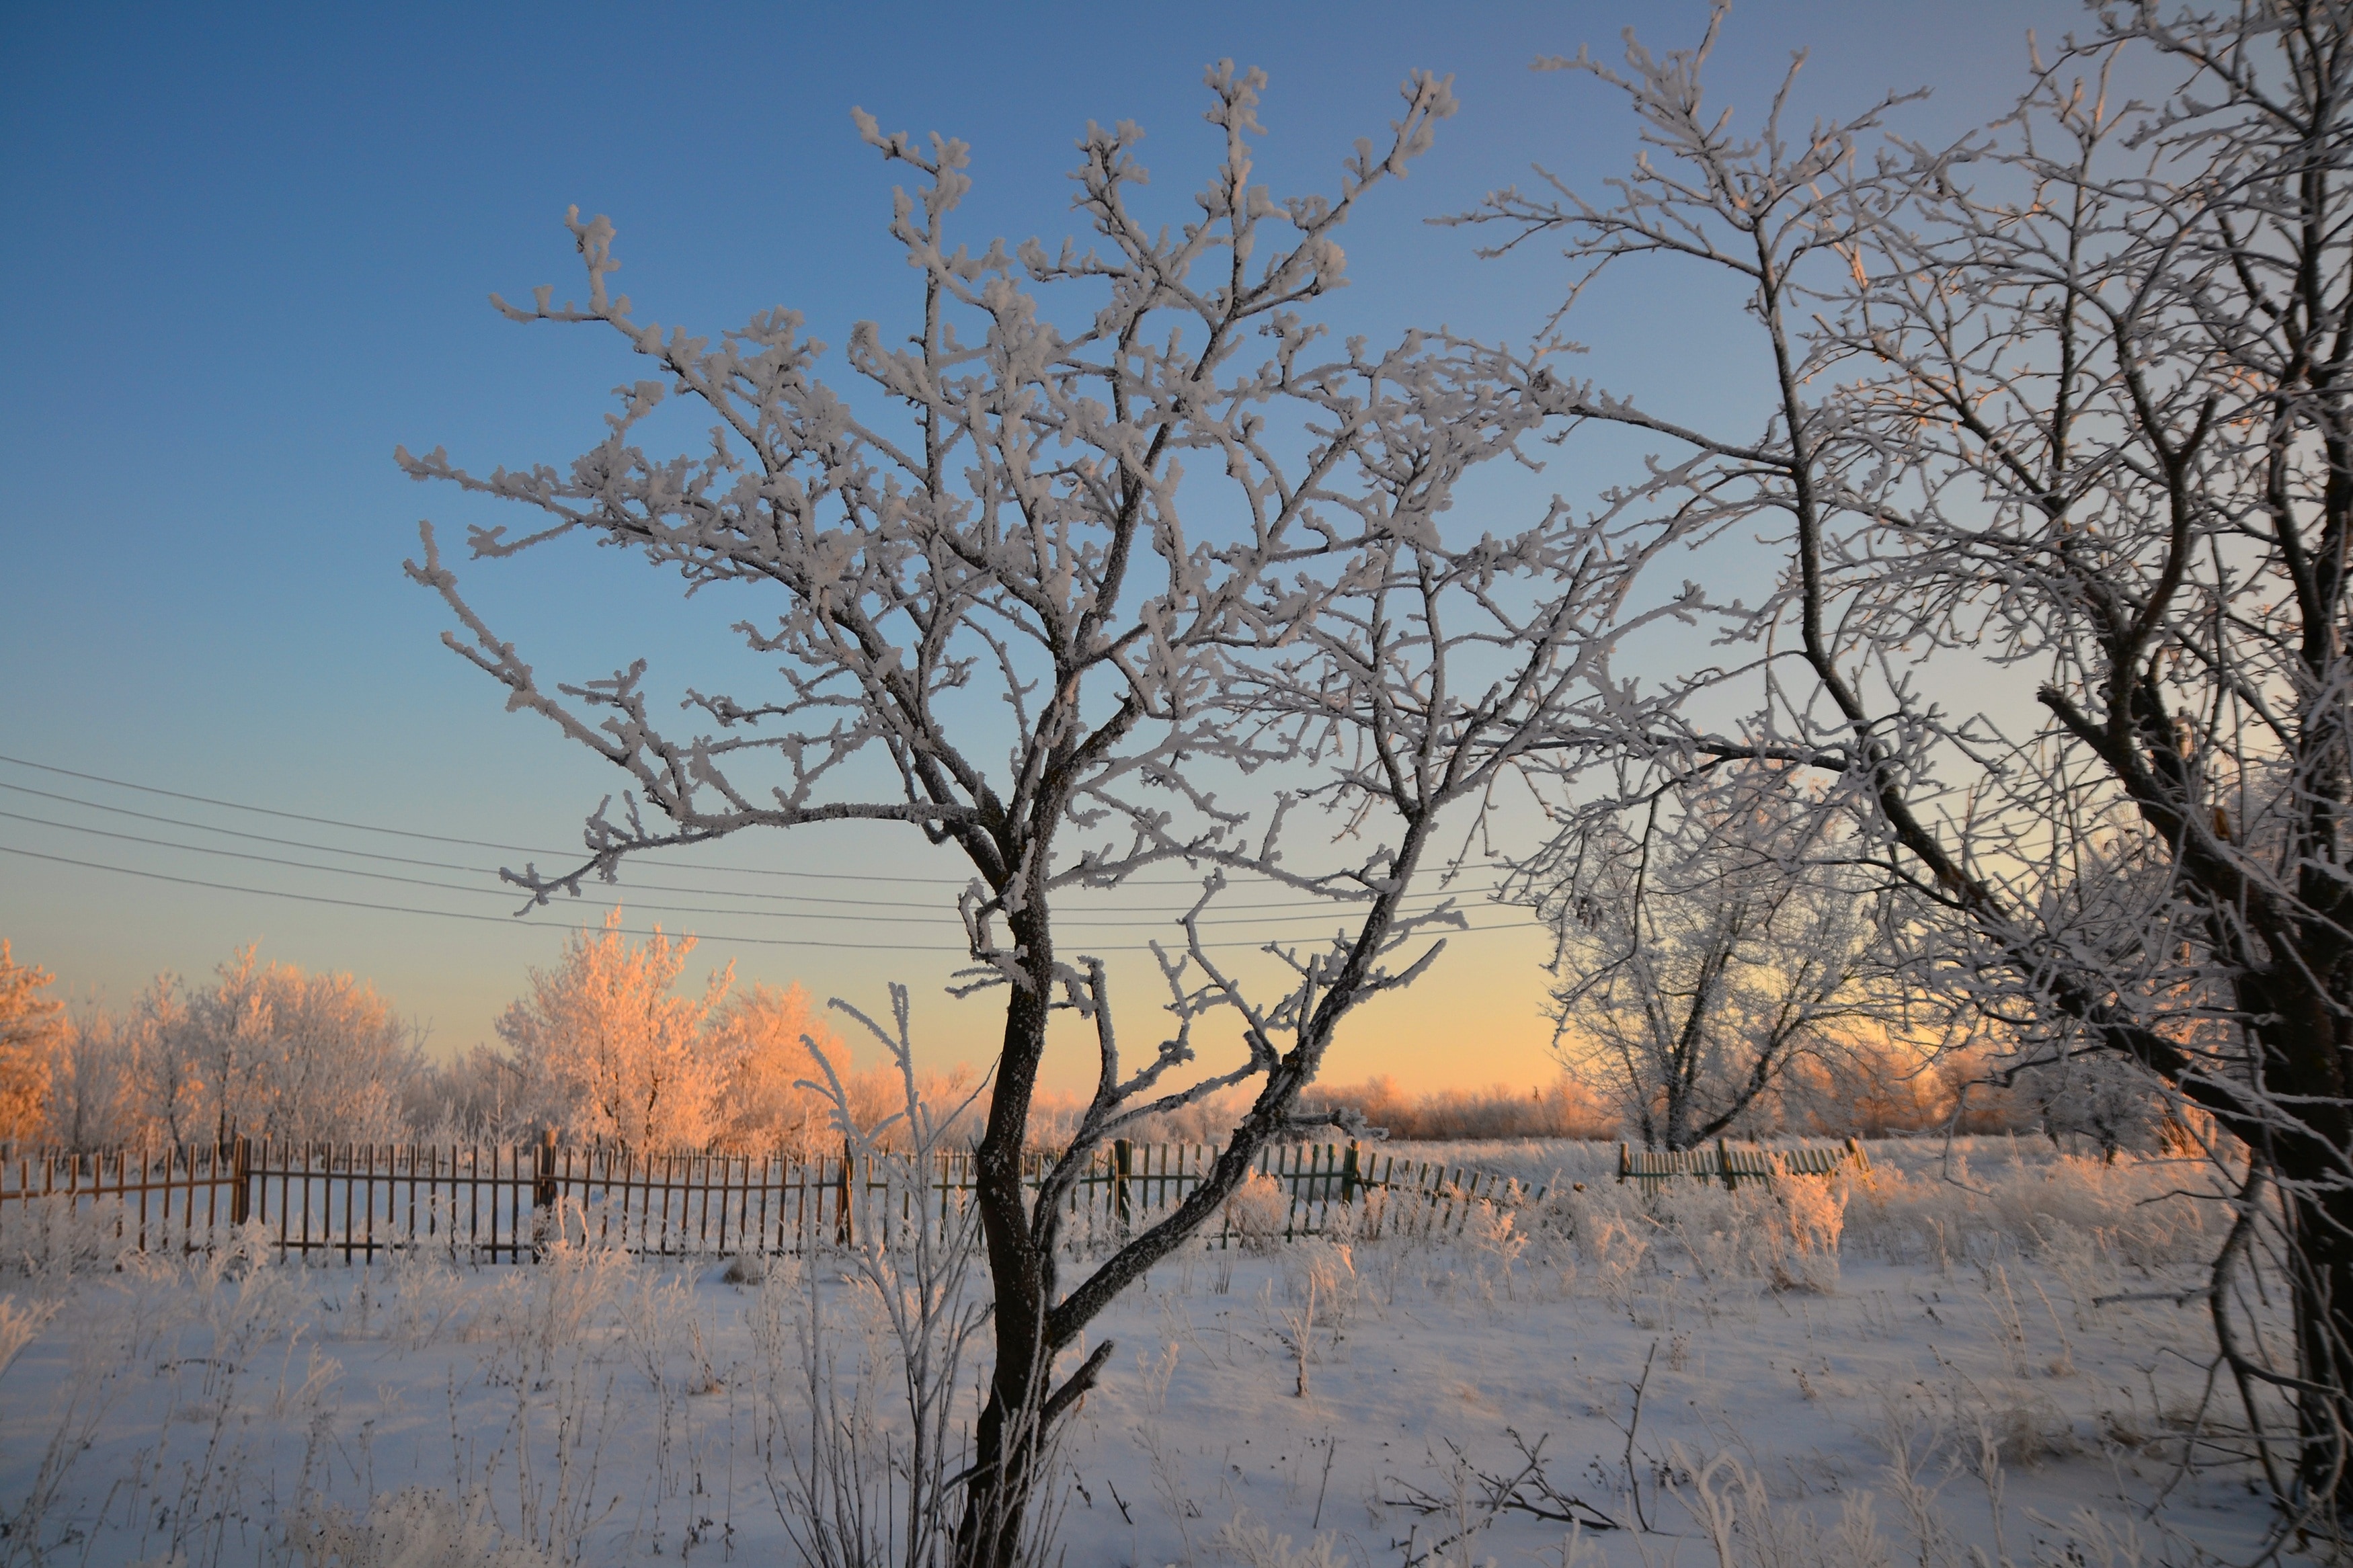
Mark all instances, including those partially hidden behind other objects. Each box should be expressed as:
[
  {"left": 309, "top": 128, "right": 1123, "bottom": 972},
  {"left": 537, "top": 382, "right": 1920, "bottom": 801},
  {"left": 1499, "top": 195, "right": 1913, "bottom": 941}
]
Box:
[{"left": 0, "top": 1138, "right": 2296, "bottom": 1565}]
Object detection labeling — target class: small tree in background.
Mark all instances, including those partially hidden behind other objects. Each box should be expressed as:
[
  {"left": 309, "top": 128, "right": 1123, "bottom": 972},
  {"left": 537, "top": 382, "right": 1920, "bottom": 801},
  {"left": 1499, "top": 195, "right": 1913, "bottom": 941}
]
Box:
[
  {"left": 707, "top": 979, "right": 843, "bottom": 1153},
  {"left": 495, "top": 909, "right": 732, "bottom": 1149},
  {"left": 180, "top": 949, "right": 422, "bottom": 1146},
  {"left": 1521, "top": 778, "right": 1913, "bottom": 1151},
  {"left": 34, "top": 951, "right": 421, "bottom": 1148},
  {"left": 48, "top": 975, "right": 191, "bottom": 1149},
  {"left": 0, "top": 942, "right": 63, "bottom": 1142}
]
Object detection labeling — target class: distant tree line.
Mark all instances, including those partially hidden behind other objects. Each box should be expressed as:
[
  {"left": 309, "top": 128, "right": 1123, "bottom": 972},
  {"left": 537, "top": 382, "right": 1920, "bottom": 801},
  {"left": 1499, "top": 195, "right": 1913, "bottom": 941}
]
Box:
[
  {"left": 0, "top": 915, "right": 2175, "bottom": 1155},
  {"left": 0, "top": 916, "right": 842, "bottom": 1152}
]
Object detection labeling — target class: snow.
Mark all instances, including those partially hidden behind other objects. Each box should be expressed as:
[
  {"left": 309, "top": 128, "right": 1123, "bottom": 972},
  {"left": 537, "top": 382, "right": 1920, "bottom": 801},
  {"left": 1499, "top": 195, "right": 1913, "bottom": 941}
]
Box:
[{"left": 0, "top": 1138, "right": 2292, "bottom": 1565}]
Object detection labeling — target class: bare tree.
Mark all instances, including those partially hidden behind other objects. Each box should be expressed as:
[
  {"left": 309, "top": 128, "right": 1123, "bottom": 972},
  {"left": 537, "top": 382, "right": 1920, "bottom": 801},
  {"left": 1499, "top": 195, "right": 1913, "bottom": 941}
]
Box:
[
  {"left": 401, "top": 65, "right": 1643, "bottom": 1561},
  {"left": 1524, "top": 779, "right": 1907, "bottom": 1151},
  {"left": 1456, "top": 0, "right": 2353, "bottom": 1521}
]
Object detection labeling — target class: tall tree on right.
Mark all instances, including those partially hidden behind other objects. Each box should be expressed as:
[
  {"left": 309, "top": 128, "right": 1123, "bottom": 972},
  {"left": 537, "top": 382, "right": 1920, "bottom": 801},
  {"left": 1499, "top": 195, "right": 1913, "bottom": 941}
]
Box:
[{"left": 1470, "top": 2, "right": 2353, "bottom": 1519}]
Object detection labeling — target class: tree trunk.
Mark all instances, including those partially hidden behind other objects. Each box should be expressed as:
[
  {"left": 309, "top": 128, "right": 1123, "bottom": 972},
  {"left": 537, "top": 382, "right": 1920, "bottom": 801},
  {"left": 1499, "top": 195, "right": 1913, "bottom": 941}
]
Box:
[
  {"left": 2263, "top": 993, "right": 2353, "bottom": 1516},
  {"left": 2282, "top": 1173, "right": 2353, "bottom": 1514},
  {"left": 955, "top": 910, "right": 1056, "bottom": 1568},
  {"left": 2235, "top": 947, "right": 2353, "bottom": 1516}
]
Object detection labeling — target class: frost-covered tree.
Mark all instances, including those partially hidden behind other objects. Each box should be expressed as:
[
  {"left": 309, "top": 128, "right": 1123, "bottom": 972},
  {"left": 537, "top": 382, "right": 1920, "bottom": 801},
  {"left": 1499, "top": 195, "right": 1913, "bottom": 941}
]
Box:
[
  {"left": 495, "top": 910, "right": 733, "bottom": 1149},
  {"left": 1464, "top": 1, "right": 2353, "bottom": 1516},
  {"left": 36, "top": 952, "right": 420, "bottom": 1148},
  {"left": 402, "top": 63, "right": 1632, "bottom": 1560},
  {"left": 1525, "top": 781, "right": 1908, "bottom": 1151},
  {"left": 705, "top": 980, "right": 842, "bottom": 1153},
  {"left": 53, "top": 975, "right": 194, "bottom": 1149},
  {"left": 173, "top": 949, "right": 421, "bottom": 1145},
  {"left": 0, "top": 942, "right": 63, "bottom": 1142}
]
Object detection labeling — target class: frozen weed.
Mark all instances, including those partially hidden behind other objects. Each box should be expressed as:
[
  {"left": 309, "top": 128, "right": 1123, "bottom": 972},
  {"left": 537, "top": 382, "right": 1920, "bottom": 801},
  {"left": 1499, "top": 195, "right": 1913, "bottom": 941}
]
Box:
[
  {"left": 1671, "top": 1445, "right": 1896, "bottom": 1568},
  {"left": 376, "top": 1237, "right": 475, "bottom": 1350},
  {"left": 1227, "top": 1171, "right": 1291, "bottom": 1255},
  {"left": 0, "top": 1294, "right": 60, "bottom": 1379},
  {"left": 483, "top": 1211, "right": 629, "bottom": 1387},
  {"left": 1668, "top": 1438, "right": 2166, "bottom": 1568},
  {"left": 1261, "top": 1278, "right": 1322, "bottom": 1399},
  {"left": 1213, "top": 1507, "right": 1349, "bottom": 1567},
  {"left": 616, "top": 1264, "right": 698, "bottom": 1391},
  {"left": 0, "top": 1190, "right": 136, "bottom": 1282},
  {"left": 506, "top": 1355, "right": 623, "bottom": 1560},
  {"left": 1839, "top": 1151, "right": 2220, "bottom": 1276},
  {"left": 1574, "top": 1202, "right": 1650, "bottom": 1307},
  {"left": 287, "top": 1485, "right": 557, "bottom": 1566},
  {"left": 1461, "top": 1201, "right": 1529, "bottom": 1303},
  {"left": 1287, "top": 1239, "right": 1359, "bottom": 1334}
]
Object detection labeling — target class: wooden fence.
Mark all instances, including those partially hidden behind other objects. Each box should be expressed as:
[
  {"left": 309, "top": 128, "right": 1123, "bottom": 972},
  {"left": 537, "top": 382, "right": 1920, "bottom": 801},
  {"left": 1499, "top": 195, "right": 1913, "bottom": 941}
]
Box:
[
  {"left": 0, "top": 1136, "right": 1545, "bottom": 1266},
  {"left": 1616, "top": 1137, "right": 1870, "bottom": 1191}
]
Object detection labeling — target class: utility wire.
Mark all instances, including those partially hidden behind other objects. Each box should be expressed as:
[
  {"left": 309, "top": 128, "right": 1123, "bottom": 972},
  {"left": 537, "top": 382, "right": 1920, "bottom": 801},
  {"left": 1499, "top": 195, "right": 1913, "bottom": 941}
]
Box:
[
  {"left": 1, "top": 843, "right": 1535, "bottom": 952},
  {"left": 0, "top": 779, "right": 1492, "bottom": 916},
  {"left": 2, "top": 809, "right": 1495, "bottom": 931},
  {"left": 0, "top": 752, "right": 1523, "bottom": 891},
  {"left": 0, "top": 843, "right": 963, "bottom": 952}
]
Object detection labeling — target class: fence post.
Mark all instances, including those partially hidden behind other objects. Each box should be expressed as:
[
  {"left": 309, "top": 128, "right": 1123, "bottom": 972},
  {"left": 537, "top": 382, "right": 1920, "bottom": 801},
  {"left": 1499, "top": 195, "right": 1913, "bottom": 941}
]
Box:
[
  {"left": 836, "top": 1137, "right": 854, "bottom": 1247},
  {"left": 1340, "top": 1141, "right": 1361, "bottom": 1206},
  {"left": 534, "top": 1128, "right": 557, "bottom": 1212},
  {"left": 1716, "top": 1138, "right": 1737, "bottom": 1192},
  {"left": 1113, "top": 1139, "right": 1133, "bottom": 1236},
  {"left": 229, "top": 1135, "right": 251, "bottom": 1227}
]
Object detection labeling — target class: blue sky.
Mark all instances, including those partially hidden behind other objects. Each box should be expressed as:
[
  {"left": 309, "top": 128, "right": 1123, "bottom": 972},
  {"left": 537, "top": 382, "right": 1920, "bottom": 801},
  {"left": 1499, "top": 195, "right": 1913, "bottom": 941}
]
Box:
[{"left": 1, "top": 1, "right": 2086, "bottom": 1089}]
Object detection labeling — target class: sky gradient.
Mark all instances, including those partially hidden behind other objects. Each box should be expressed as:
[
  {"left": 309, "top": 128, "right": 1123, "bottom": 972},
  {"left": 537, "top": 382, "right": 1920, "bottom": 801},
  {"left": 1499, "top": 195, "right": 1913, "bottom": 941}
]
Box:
[{"left": 1, "top": 0, "right": 2089, "bottom": 1092}]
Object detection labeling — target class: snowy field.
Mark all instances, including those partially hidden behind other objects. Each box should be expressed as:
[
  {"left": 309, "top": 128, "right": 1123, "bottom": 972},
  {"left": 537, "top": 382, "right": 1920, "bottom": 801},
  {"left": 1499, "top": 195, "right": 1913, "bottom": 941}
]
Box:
[{"left": 0, "top": 1137, "right": 2295, "bottom": 1566}]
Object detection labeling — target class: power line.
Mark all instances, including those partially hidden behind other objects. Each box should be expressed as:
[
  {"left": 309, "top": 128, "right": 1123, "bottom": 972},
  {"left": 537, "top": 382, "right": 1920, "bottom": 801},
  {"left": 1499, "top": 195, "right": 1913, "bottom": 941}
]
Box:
[
  {"left": 2, "top": 809, "right": 1492, "bottom": 931},
  {"left": 0, "top": 778, "right": 1494, "bottom": 916},
  {"left": 0, "top": 753, "right": 578, "bottom": 856},
  {"left": 0, "top": 752, "right": 1523, "bottom": 891},
  {"left": 0, "top": 810, "right": 954, "bottom": 924},
  {"left": 0, "top": 843, "right": 963, "bottom": 952},
  {"left": 1, "top": 843, "right": 1536, "bottom": 953}
]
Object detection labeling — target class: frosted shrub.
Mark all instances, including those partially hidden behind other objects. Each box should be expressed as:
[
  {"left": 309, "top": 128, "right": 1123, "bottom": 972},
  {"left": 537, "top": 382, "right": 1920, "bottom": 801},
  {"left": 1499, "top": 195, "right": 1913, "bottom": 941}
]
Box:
[
  {"left": 483, "top": 1212, "right": 629, "bottom": 1383},
  {"left": 376, "top": 1237, "right": 475, "bottom": 1350},
  {"left": 1213, "top": 1509, "right": 1350, "bottom": 1568},
  {"left": 1757, "top": 1169, "right": 1847, "bottom": 1294},
  {"left": 1777, "top": 1169, "right": 1849, "bottom": 1254},
  {"left": 1226, "top": 1171, "right": 1290, "bottom": 1254},
  {"left": 1461, "top": 1200, "right": 1530, "bottom": 1302},
  {"left": 1570, "top": 1192, "right": 1652, "bottom": 1301},
  {"left": 1837, "top": 1149, "right": 2219, "bottom": 1273},
  {"left": 288, "top": 1485, "right": 555, "bottom": 1567},
  {"left": 0, "top": 1292, "right": 58, "bottom": 1378},
  {"left": 1, "top": 1191, "right": 132, "bottom": 1281}
]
